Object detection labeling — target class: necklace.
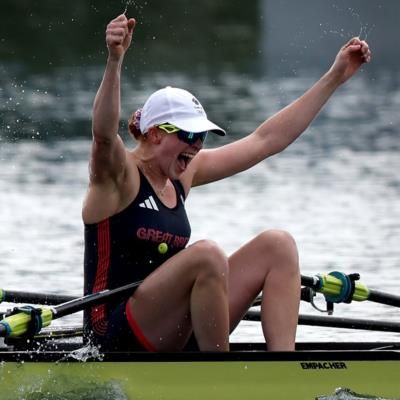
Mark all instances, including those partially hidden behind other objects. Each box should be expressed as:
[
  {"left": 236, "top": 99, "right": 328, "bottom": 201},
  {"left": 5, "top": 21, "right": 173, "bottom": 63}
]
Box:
[
  {"left": 155, "top": 181, "right": 169, "bottom": 197},
  {"left": 134, "top": 154, "right": 173, "bottom": 200},
  {"left": 139, "top": 163, "right": 170, "bottom": 198}
]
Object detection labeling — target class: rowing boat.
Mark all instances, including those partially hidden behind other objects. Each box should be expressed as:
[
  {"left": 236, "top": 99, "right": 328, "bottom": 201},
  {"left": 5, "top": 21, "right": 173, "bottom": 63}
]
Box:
[
  {"left": 1, "top": 272, "right": 400, "bottom": 399},
  {"left": 1, "top": 336, "right": 400, "bottom": 400}
]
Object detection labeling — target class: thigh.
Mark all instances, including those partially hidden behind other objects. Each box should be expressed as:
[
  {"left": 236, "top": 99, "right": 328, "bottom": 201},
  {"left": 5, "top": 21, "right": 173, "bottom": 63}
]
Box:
[
  {"left": 128, "top": 239, "right": 226, "bottom": 351},
  {"left": 96, "top": 302, "right": 147, "bottom": 352}
]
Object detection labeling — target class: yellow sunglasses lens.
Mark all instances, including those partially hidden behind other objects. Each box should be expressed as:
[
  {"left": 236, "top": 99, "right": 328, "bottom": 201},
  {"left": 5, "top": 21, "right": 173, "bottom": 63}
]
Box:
[{"left": 158, "top": 124, "right": 180, "bottom": 134}]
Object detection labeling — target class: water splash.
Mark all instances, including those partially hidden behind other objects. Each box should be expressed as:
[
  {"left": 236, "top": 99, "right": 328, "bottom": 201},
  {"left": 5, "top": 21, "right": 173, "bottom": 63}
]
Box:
[
  {"left": 320, "top": 5, "right": 375, "bottom": 41},
  {"left": 17, "top": 381, "right": 129, "bottom": 400},
  {"left": 122, "top": 0, "right": 147, "bottom": 17},
  {"left": 348, "top": 7, "right": 374, "bottom": 41},
  {"left": 122, "top": 0, "right": 129, "bottom": 15},
  {"left": 316, "top": 387, "right": 399, "bottom": 400},
  {"left": 60, "top": 343, "right": 104, "bottom": 362},
  {"left": 121, "top": 0, "right": 150, "bottom": 29}
]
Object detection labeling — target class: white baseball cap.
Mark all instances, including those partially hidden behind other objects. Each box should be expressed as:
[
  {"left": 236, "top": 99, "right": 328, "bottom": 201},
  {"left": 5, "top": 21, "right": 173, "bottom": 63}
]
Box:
[{"left": 139, "top": 86, "right": 226, "bottom": 136}]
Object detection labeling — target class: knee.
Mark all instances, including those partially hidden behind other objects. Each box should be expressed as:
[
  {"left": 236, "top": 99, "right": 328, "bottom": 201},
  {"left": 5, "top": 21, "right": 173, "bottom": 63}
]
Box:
[
  {"left": 257, "top": 230, "right": 299, "bottom": 273},
  {"left": 257, "top": 229, "right": 297, "bottom": 250},
  {"left": 189, "top": 240, "right": 229, "bottom": 281}
]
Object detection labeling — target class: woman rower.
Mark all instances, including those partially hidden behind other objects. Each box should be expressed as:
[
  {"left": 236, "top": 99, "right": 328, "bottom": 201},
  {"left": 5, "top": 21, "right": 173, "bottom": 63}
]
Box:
[{"left": 83, "top": 14, "right": 371, "bottom": 352}]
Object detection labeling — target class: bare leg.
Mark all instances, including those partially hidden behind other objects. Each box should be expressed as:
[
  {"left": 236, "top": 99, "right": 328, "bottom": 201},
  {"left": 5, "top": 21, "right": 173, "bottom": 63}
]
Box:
[
  {"left": 127, "top": 240, "right": 229, "bottom": 352},
  {"left": 228, "top": 230, "right": 300, "bottom": 351}
]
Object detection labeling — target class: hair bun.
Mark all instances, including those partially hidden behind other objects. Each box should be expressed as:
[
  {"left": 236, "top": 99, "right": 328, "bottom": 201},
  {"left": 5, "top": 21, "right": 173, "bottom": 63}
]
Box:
[{"left": 128, "top": 108, "right": 143, "bottom": 139}]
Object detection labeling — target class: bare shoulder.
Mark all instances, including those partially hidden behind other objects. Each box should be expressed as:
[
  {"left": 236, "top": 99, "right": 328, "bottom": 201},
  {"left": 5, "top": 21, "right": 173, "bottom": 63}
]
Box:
[{"left": 82, "top": 151, "right": 141, "bottom": 224}]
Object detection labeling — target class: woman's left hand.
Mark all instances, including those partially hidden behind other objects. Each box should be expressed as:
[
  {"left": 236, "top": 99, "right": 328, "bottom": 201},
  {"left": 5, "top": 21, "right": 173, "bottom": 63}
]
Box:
[{"left": 329, "top": 37, "right": 372, "bottom": 84}]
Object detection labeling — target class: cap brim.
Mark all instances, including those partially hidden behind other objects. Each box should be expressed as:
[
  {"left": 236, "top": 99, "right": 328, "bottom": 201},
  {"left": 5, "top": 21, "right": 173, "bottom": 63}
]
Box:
[{"left": 168, "top": 117, "right": 226, "bottom": 136}]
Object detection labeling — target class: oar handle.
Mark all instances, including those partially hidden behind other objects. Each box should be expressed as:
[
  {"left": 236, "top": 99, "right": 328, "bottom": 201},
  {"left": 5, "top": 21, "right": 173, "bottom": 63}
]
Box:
[
  {"left": 301, "top": 273, "right": 400, "bottom": 308},
  {"left": 301, "top": 273, "right": 369, "bottom": 302},
  {"left": 0, "top": 280, "right": 143, "bottom": 338},
  {"left": 0, "top": 307, "right": 53, "bottom": 338}
]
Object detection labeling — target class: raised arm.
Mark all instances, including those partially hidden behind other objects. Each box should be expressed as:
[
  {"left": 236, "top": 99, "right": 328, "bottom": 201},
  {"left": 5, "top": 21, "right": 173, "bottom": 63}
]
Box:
[
  {"left": 191, "top": 37, "right": 371, "bottom": 187},
  {"left": 90, "top": 15, "right": 136, "bottom": 184}
]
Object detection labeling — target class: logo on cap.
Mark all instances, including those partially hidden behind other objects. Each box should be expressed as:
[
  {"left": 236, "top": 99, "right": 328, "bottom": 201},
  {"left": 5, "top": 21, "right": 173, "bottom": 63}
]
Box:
[{"left": 192, "top": 97, "right": 204, "bottom": 115}]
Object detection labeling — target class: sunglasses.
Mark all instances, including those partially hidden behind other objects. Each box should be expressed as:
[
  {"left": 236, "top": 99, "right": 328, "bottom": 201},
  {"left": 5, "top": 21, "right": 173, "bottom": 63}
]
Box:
[{"left": 157, "top": 123, "right": 208, "bottom": 145}]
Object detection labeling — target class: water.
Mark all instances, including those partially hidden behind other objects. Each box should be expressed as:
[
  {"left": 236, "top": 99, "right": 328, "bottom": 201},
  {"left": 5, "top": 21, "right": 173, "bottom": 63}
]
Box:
[
  {"left": 1, "top": 62, "right": 400, "bottom": 343},
  {"left": 1, "top": 0, "right": 400, "bottom": 346},
  {"left": 0, "top": 8, "right": 400, "bottom": 400}
]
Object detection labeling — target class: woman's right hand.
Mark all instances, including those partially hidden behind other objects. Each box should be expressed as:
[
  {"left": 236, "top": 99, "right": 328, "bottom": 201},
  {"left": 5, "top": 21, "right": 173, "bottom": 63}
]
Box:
[{"left": 106, "top": 14, "right": 136, "bottom": 61}]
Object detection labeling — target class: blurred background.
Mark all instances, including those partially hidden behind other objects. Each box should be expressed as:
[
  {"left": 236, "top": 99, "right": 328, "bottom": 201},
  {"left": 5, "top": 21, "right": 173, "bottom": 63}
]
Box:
[{"left": 1, "top": 0, "right": 400, "bottom": 342}]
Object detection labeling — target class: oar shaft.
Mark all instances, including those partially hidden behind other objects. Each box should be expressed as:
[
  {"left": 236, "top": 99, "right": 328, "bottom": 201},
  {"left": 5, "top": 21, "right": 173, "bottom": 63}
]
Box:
[
  {"left": 301, "top": 275, "right": 318, "bottom": 289},
  {"left": 53, "top": 280, "right": 143, "bottom": 319},
  {"left": 299, "top": 314, "right": 400, "bottom": 332},
  {"left": 244, "top": 310, "right": 400, "bottom": 333},
  {"left": 0, "top": 289, "right": 75, "bottom": 305},
  {"left": 368, "top": 289, "right": 400, "bottom": 307}
]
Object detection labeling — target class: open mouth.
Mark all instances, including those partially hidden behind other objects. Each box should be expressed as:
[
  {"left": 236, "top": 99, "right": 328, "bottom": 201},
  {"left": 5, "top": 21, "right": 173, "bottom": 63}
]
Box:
[{"left": 178, "top": 152, "right": 195, "bottom": 168}]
